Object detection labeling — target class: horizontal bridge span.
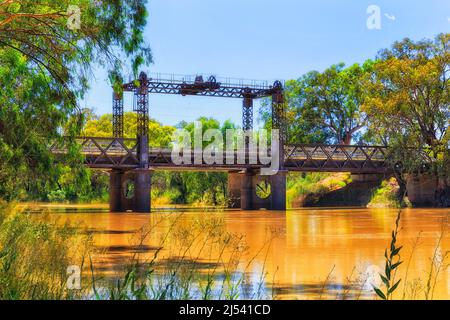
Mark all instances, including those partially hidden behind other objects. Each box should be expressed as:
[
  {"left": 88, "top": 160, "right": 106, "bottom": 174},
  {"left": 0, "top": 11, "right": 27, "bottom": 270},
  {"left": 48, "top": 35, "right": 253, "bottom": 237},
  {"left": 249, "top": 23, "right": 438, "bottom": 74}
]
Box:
[
  {"left": 122, "top": 74, "right": 282, "bottom": 99},
  {"left": 50, "top": 137, "right": 394, "bottom": 174}
]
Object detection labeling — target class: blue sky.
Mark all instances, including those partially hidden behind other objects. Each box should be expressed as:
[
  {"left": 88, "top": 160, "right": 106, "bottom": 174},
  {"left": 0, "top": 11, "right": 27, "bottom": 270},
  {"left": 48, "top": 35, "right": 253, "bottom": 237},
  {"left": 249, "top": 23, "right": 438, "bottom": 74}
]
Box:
[{"left": 81, "top": 0, "right": 450, "bottom": 127}]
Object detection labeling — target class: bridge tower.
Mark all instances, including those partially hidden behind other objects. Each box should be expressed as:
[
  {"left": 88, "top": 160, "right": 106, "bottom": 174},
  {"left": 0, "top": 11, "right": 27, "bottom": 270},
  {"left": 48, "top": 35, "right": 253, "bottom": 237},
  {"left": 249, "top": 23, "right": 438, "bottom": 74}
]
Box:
[
  {"left": 110, "top": 72, "right": 153, "bottom": 213},
  {"left": 108, "top": 73, "right": 289, "bottom": 213},
  {"left": 228, "top": 81, "right": 287, "bottom": 211},
  {"left": 112, "top": 91, "right": 124, "bottom": 138},
  {"left": 228, "top": 92, "right": 255, "bottom": 209}
]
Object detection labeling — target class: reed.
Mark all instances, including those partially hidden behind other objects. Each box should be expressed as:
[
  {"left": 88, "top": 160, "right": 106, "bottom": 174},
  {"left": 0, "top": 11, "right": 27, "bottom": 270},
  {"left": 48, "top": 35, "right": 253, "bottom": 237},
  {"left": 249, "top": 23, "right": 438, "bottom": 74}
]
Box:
[
  {"left": 85, "top": 213, "right": 276, "bottom": 300},
  {"left": 373, "top": 209, "right": 403, "bottom": 300},
  {"left": 0, "top": 203, "right": 92, "bottom": 300}
]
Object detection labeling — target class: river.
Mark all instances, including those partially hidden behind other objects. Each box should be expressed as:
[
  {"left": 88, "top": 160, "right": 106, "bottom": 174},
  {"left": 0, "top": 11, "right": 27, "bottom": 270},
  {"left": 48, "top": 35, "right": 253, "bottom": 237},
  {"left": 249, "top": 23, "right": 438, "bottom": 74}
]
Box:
[{"left": 27, "top": 204, "right": 450, "bottom": 300}]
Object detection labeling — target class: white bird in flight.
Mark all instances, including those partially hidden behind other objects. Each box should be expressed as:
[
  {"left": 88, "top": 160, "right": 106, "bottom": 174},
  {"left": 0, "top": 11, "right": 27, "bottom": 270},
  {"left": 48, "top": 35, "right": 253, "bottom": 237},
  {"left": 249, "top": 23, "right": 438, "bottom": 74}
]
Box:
[{"left": 384, "top": 13, "right": 396, "bottom": 21}]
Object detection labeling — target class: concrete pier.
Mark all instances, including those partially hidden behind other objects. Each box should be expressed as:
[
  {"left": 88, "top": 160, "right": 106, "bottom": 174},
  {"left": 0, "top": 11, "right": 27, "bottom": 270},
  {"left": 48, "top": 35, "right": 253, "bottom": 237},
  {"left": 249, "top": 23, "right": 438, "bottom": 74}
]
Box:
[
  {"left": 270, "top": 170, "right": 287, "bottom": 210},
  {"left": 406, "top": 174, "right": 437, "bottom": 207},
  {"left": 134, "top": 168, "right": 153, "bottom": 213},
  {"left": 108, "top": 168, "right": 153, "bottom": 213},
  {"left": 109, "top": 169, "right": 124, "bottom": 212},
  {"left": 228, "top": 169, "right": 287, "bottom": 211},
  {"left": 227, "top": 171, "right": 242, "bottom": 208}
]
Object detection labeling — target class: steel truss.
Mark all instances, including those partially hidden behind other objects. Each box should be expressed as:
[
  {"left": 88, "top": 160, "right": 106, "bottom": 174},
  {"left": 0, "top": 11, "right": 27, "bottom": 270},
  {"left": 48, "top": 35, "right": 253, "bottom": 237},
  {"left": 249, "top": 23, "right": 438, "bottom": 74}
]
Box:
[
  {"left": 50, "top": 137, "right": 395, "bottom": 174},
  {"left": 112, "top": 72, "right": 286, "bottom": 142}
]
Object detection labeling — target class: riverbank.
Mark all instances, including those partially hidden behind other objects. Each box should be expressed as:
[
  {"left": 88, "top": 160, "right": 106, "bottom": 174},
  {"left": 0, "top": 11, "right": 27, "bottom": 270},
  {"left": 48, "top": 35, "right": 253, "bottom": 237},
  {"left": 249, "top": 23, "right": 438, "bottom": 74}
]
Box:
[{"left": 287, "top": 173, "right": 403, "bottom": 209}]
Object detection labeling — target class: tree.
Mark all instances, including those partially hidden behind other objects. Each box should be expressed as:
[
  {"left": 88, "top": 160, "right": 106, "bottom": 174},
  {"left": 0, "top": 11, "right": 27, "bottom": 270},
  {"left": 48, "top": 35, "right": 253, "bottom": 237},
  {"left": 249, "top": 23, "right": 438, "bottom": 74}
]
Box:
[
  {"left": 266, "top": 63, "right": 371, "bottom": 144},
  {"left": 363, "top": 33, "right": 449, "bottom": 205},
  {"left": 303, "top": 63, "right": 370, "bottom": 144},
  {"left": 0, "top": 48, "right": 78, "bottom": 199},
  {"left": 0, "top": 1, "right": 151, "bottom": 200},
  {"left": 175, "top": 118, "right": 231, "bottom": 205},
  {"left": 283, "top": 75, "right": 333, "bottom": 144},
  {"left": 82, "top": 111, "right": 175, "bottom": 147},
  {"left": 0, "top": 1, "right": 151, "bottom": 98}
]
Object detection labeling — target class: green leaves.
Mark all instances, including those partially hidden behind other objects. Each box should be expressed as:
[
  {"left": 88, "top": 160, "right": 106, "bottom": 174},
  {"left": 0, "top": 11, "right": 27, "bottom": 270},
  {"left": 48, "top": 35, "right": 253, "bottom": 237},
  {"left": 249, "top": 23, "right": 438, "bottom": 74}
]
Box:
[
  {"left": 389, "top": 280, "right": 401, "bottom": 295},
  {"left": 7, "top": 3, "right": 21, "bottom": 13},
  {"left": 0, "top": 1, "right": 153, "bottom": 202},
  {"left": 373, "top": 209, "right": 403, "bottom": 300},
  {"left": 281, "top": 63, "right": 370, "bottom": 145},
  {"left": 362, "top": 33, "right": 449, "bottom": 178},
  {"left": 373, "top": 286, "right": 387, "bottom": 300}
]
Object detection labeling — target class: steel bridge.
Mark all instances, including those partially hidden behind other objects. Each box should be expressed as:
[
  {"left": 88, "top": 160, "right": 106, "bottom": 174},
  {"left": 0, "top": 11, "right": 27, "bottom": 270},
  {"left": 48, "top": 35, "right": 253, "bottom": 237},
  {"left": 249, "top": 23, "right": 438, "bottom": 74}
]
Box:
[
  {"left": 51, "top": 137, "right": 392, "bottom": 174},
  {"left": 54, "top": 72, "right": 399, "bottom": 212}
]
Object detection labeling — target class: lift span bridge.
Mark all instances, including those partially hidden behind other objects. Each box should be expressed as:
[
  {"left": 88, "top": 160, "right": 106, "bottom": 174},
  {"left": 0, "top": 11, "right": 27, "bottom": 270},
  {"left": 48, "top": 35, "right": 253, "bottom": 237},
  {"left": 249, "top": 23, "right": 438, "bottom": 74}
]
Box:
[{"left": 51, "top": 72, "right": 397, "bottom": 212}]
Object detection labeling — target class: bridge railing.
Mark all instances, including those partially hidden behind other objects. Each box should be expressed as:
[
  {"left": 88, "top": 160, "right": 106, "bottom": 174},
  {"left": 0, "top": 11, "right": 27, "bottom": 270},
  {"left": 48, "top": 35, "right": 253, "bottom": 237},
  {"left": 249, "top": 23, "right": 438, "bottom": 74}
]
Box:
[
  {"left": 50, "top": 137, "right": 441, "bottom": 173},
  {"left": 283, "top": 144, "right": 391, "bottom": 172},
  {"left": 124, "top": 72, "right": 283, "bottom": 90},
  {"left": 50, "top": 137, "right": 142, "bottom": 167}
]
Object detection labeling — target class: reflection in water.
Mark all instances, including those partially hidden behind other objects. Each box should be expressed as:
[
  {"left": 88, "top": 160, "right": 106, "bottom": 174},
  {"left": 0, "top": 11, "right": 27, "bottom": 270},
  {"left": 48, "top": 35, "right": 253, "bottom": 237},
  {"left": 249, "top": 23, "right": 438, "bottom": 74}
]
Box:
[{"left": 29, "top": 204, "right": 449, "bottom": 300}]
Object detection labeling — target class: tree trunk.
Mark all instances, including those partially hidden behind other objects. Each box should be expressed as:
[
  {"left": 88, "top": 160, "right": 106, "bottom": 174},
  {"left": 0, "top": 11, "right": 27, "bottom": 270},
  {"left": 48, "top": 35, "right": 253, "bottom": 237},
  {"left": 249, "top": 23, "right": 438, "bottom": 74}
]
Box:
[{"left": 341, "top": 132, "right": 352, "bottom": 145}]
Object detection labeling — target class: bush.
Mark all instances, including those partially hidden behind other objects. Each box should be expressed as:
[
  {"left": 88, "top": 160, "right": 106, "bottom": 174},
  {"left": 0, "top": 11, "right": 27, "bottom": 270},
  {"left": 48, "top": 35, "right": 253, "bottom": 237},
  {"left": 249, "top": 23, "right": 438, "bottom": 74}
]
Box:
[
  {"left": 47, "top": 190, "right": 67, "bottom": 202},
  {"left": 286, "top": 173, "right": 350, "bottom": 208},
  {"left": 368, "top": 178, "right": 401, "bottom": 208}
]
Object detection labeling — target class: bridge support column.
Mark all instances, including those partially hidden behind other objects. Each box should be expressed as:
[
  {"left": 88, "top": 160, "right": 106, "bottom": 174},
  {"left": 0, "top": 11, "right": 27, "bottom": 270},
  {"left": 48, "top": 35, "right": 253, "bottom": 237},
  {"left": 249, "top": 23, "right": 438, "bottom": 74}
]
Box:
[
  {"left": 228, "top": 171, "right": 242, "bottom": 208},
  {"left": 239, "top": 169, "right": 287, "bottom": 211},
  {"left": 134, "top": 168, "right": 153, "bottom": 213},
  {"left": 109, "top": 168, "right": 153, "bottom": 213},
  {"left": 406, "top": 174, "right": 438, "bottom": 207},
  {"left": 241, "top": 170, "right": 255, "bottom": 210},
  {"left": 109, "top": 169, "right": 124, "bottom": 212},
  {"left": 112, "top": 92, "right": 124, "bottom": 138},
  {"left": 270, "top": 170, "right": 287, "bottom": 211}
]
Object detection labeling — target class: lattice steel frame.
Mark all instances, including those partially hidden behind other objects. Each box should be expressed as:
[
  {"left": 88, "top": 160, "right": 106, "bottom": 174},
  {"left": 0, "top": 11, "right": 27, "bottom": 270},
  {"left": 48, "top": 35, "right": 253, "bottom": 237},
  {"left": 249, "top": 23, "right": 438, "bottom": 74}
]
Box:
[
  {"left": 242, "top": 96, "right": 253, "bottom": 131},
  {"left": 112, "top": 92, "right": 124, "bottom": 138},
  {"left": 50, "top": 137, "right": 395, "bottom": 173},
  {"left": 272, "top": 89, "right": 287, "bottom": 143},
  {"left": 134, "top": 72, "right": 150, "bottom": 138},
  {"left": 117, "top": 75, "right": 285, "bottom": 142},
  {"left": 122, "top": 81, "right": 278, "bottom": 99}
]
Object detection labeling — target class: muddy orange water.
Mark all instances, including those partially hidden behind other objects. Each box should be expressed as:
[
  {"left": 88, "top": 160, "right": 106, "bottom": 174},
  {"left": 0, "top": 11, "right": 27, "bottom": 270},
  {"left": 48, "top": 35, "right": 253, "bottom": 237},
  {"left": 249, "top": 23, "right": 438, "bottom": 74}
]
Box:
[{"left": 29, "top": 204, "right": 450, "bottom": 299}]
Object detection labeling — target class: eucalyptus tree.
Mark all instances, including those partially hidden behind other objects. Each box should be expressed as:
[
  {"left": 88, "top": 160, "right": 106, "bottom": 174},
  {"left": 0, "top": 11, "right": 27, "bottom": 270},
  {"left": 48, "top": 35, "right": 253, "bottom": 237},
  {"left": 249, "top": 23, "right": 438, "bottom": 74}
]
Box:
[
  {"left": 0, "top": 1, "right": 152, "bottom": 200},
  {"left": 262, "top": 63, "right": 371, "bottom": 145},
  {"left": 363, "top": 33, "right": 449, "bottom": 205}
]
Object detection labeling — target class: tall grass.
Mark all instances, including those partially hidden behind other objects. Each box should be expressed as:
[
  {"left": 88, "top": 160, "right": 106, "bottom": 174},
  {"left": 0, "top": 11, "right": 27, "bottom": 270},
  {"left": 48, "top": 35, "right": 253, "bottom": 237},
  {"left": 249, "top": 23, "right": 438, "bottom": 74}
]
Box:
[
  {"left": 0, "top": 202, "right": 92, "bottom": 299},
  {"left": 0, "top": 202, "right": 275, "bottom": 300},
  {"left": 88, "top": 213, "right": 277, "bottom": 300},
  {"left": 373, "top": 209, "right": 403, "bottom": 300}
]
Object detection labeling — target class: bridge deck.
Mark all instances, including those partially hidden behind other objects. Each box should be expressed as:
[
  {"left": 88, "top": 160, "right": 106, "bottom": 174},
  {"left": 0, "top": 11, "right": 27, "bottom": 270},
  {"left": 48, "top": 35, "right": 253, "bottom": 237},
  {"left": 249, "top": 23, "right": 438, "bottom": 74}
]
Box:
[{"left": 50, "top": 137, "right": 393, "bottom": 174}]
